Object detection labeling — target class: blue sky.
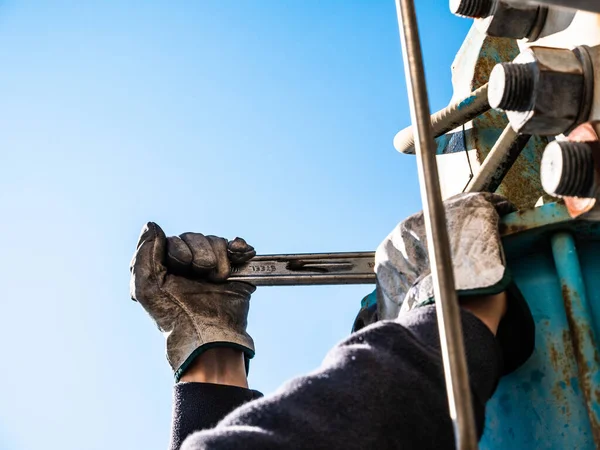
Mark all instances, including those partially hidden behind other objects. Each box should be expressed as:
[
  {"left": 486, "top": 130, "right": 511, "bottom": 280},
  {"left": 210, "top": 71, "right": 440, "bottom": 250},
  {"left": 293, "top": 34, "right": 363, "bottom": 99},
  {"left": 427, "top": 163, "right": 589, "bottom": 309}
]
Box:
[{"left": 0, "top": 2, "right": 471, "bottom": 449}]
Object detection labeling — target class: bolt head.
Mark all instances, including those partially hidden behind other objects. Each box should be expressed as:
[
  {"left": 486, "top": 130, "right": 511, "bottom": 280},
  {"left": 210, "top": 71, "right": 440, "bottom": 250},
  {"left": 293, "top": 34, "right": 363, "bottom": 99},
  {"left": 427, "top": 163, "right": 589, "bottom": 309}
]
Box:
[
  {"left": 489, "top": 62, "right": 536, "bottom": 111},
  {"left": 541, "top": 141, "right": 566, "bottom": 196},
  {"left": 496, "top": 47, "right": 586, "bottom": 136},
  {"left": 541, "top": 140, "right": 595, "bottom": 197},
  {"left": 450, "top": 0, "right": 495, "bottom": 18},
  {"left": 477, "top": 2, "right": 541, "bottom": 39}
]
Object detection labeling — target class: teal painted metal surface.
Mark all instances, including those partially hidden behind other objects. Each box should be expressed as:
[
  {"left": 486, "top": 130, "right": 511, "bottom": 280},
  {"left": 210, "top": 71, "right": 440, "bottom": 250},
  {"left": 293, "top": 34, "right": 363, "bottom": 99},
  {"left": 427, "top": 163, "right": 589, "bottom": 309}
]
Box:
[
  {"left": 361, "top": 289, "right": 377, "bottom": 309},
  {"left": 551, "top": 233, "right": 600, "bottom": 446},
  {"left": 480, "top": 204, "right": 600, "bottom": 448}
]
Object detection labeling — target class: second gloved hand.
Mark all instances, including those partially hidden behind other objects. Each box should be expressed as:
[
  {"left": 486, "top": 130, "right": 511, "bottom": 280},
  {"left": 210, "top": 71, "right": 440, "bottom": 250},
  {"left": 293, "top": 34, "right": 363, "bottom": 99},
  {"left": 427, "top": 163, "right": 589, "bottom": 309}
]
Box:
[
  {"left": 130, "top": 222, "right": 257, "bottom": 381},
  {"left": 375, "top": 192, "right": 534, "bottom": 374}
]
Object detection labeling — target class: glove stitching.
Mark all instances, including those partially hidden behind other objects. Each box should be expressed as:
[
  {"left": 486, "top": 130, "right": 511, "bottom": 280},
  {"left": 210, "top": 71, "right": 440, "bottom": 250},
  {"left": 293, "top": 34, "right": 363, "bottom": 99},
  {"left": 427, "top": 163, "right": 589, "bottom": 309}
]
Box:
[{"left": 168, "top": 253, "right": 188, "bottom": 266}]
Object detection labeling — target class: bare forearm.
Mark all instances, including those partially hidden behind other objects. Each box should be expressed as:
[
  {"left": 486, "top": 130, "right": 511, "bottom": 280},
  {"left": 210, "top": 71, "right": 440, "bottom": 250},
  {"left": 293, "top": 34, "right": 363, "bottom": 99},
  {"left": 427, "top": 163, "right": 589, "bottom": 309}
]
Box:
[
  {"left": 180, "top": 348, "right": 248, "bottom": 388},
  {"left": 461, "top": 292, "right": 507, "bottom": 335}
]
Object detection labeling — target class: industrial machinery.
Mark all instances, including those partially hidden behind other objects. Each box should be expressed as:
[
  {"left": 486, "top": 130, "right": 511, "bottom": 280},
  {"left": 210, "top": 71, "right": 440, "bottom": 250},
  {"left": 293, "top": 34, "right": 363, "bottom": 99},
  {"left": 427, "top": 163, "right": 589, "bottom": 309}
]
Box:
[
  {"left": 233, "top": 1, "right": 600, "bottom": 448},
  {"left": 396, "top": 1, "right": 600, "bottom": 448}
]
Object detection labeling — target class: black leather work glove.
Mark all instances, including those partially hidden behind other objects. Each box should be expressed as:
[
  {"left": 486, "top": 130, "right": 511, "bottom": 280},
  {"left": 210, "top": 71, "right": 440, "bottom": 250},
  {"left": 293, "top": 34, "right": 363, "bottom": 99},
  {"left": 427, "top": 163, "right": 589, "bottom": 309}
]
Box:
[{"left": 130, "top": 222, "right": 256, "bottom": 381}]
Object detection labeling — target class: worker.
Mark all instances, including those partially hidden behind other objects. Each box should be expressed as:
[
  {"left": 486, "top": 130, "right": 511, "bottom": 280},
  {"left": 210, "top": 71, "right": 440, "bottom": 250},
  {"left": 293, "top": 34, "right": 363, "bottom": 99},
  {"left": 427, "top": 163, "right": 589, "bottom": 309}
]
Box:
[{"left": 130, "top": 192, "right": 535, "bottom": 450}]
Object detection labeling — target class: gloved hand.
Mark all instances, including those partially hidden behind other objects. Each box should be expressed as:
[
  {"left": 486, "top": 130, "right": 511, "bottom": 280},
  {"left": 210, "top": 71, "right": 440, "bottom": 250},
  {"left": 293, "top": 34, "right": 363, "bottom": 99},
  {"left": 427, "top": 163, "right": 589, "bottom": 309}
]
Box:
[
  {"left": 130, "top": 222, "right": 257, "bottom": 381},
  {"left": 375, "top": 192, "right": 534, "bottom": 374}
]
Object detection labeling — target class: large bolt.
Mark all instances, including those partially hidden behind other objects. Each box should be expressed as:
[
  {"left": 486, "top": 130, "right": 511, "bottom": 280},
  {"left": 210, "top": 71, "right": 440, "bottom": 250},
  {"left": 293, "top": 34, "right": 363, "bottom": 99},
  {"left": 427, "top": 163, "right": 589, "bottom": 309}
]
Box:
[
  {"left": 488, "top": 63, "right": 536, "bottom": 112},
  {"left": 541, "top": 141, "right": 595, "bottom": 197},
  {"left": 488, "top": 47, "right": 588, "bottom": 136},
  {"left": 450, "top": 0, "right": 546, "bottom": 40},
  {"left": 450, "top": 0, "right": 495, "bottom": 18}
]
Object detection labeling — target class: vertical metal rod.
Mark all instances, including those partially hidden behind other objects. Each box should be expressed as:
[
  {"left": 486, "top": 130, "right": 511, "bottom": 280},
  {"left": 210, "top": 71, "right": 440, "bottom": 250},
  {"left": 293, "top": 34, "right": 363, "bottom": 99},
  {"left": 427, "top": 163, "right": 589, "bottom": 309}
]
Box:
[
  {"left": 551, "top": 232, "right": 600, "bottom": 447},
  {"left": 394, "top": 1, "right": 478, "bottom": 449}
]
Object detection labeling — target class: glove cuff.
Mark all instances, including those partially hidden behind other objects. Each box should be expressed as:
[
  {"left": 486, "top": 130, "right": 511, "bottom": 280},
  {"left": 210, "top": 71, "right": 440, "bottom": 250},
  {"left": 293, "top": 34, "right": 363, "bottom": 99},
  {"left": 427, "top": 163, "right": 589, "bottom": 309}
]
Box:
[
  {"left": 174, "top": 342, "right": 255, "bottom": 383},
  {"left": 404, "top": 268, "right": 513, "bottom": 311}
]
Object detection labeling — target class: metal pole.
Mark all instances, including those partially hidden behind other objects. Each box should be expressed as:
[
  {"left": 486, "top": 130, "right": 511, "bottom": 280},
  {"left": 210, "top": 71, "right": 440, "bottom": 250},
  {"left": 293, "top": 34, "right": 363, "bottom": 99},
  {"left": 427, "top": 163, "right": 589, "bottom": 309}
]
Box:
[{"left": 394, "top": 1, "right": 478, "bottom": 449}]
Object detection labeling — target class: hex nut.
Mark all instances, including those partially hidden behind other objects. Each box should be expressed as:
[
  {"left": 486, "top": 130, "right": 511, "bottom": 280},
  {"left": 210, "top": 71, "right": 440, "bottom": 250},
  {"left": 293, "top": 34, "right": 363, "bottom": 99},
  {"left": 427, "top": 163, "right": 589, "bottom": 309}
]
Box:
[
  {"left": 489, "top": 46, "right": 586, "bottom": 135},
  {"left": 477, "top": 2, "right": 543, "bottom": 39}
]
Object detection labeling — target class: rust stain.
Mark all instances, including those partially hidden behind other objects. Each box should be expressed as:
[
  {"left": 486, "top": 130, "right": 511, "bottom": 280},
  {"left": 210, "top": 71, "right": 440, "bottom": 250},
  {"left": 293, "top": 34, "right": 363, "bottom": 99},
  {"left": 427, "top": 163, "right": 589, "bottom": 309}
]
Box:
[
  {"left": 471, "top": 36, "right": 519, "bottom": 89},
  {"left": 473, "top": 56, "right": 497, "bottom": 88},
  {"left": 594, "top": 329, "right": 600, "bottom": 366},
  {"left": 498, "top": 159, "right": 544, "bottom": 209},
  {"left": 551, "top": 383, "right": 572, "bottom": 421},
  {"left": 551, "top": 329, "right": 575, "bottom": 383},
  {"left": 472, "top": 105, "right": 546, "bottom": 210},
  {"left": 471, "top": 114, "right": 546, "bottom": 209},
  {"left": 498, "top": 222, "right": 527, "bottom": 235},
  {"left": 547, "top": 329, "right": 575, "bottom": 421},
  {"left": 499, "top": 207, "right": 554, "bottom": 236},
  {"left": 544, "top": 325, "right": 576, "bottom": 417},
  {"left": 492, "top": 129, "right": 547, "bottom": 210},
  {"left": 549, "top": 344, "right": 560, "bottom": 371},
  {"left": 562, "top": 286, "right": 584, "bottom": 368},
  {"left": 457, "top": 34, "right": 545, "bottom": 209},
  {"left": 560, "top": 285, "right": 600, "bottom": 440}
]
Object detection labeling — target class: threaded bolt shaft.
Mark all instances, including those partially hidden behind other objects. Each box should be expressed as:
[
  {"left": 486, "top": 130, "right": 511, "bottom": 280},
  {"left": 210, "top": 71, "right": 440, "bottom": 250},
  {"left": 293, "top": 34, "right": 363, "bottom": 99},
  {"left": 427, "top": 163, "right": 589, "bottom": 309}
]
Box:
[
  {"left": 488, "top": 62, "right": 537, "bottom": 112},
  {"left": 450, "top": 0, "right": 496, "bottom": 18},
  {"left": 541, "top": 141, "right": 596, "bottom": 197}
]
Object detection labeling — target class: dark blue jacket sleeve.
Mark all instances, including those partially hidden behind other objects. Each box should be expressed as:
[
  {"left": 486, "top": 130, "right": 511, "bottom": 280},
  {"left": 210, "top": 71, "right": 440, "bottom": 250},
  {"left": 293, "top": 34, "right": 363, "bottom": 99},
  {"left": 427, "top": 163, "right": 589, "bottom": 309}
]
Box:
[
  {"left": 173, "top": 306, "right": 502, "bottom": 450},
  {"left": 170, "top": 383, "right": 263, "bottom": 450}
]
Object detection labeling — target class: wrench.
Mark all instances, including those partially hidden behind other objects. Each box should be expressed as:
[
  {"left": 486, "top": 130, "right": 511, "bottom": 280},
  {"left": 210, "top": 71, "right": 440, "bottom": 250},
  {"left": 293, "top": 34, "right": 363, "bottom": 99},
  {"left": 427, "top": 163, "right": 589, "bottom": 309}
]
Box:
[{"left": 228, "top": 252, "right": 376, "bottom": 286}]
